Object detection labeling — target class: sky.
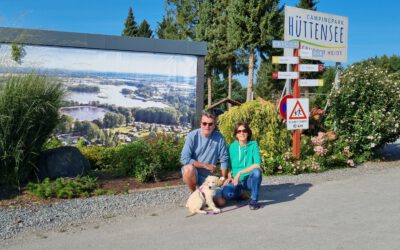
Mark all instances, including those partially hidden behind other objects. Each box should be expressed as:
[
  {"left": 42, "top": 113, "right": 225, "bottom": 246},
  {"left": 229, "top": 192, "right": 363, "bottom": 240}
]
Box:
[
  {"left": 1, "top": 0, "right": 399, "bottom": 86},
  {"left": 0, "top": 44, "right": 198, "bottom": 77}
]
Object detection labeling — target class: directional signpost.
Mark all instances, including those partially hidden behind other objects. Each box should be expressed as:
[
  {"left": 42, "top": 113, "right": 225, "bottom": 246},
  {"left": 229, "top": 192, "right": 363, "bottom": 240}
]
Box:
[
  {"left": 272, "top": 56, "right": 299, "bottom": 64},
  {"left": 299, "top": 64, "right": 324, "bottom": 72},
  {"left": 272, "top": 40, "right": 299, "bottom": 49},
  {"left": 299, "top": 79, "right": 324, "bottom": 87},
  {"left": 272, "top": 71, "right": 299, "bottom": 79}
]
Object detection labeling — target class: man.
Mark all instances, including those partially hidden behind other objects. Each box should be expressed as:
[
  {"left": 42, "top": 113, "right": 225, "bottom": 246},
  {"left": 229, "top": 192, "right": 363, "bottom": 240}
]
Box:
[{"left": 180, "top": 111, "right": 229, "bottom": 206}]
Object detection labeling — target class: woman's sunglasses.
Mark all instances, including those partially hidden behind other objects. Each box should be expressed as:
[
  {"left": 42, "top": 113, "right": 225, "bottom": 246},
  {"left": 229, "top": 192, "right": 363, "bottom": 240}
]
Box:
[{"left": 236, "top": 129, "right": 248, "bottom": 134}]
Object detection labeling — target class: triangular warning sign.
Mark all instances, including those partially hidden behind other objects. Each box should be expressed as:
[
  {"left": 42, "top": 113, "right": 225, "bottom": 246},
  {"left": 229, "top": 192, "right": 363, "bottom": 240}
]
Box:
[{"left": 289, "top": 100, "right": 307, "bottom": 120}]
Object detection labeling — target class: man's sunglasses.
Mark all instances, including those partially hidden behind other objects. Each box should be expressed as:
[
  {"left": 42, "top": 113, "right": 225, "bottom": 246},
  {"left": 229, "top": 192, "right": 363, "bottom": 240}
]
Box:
[
  {"left": 236, "top": 129, "right": 248, "bottom": 134},
  {"left": 201, "top": 122, "right": 214, "bottom": 127}
]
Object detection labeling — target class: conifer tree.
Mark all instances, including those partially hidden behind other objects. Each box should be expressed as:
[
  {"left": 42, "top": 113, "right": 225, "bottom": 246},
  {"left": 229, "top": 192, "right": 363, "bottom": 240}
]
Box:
[
  {"left": 228, "top": 0, "right": 281, "bottom": 101},
  {"left": 122, "top": 7, "right": 138, "bottom": 37},
  {"left": 137, "top": 20, "right": 153, "bottom": 38}
]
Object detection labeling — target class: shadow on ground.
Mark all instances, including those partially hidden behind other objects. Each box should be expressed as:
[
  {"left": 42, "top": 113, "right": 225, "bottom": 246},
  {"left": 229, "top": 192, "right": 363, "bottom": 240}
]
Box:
[
  {"left": 223, "top": 183, "right": 312, "bottom": 211},
  {"left": 257, "top": 183, "right": 312, "bottom": 207},
  {"left": 379, "top": 143, "right": 400, "bottom": 161}
]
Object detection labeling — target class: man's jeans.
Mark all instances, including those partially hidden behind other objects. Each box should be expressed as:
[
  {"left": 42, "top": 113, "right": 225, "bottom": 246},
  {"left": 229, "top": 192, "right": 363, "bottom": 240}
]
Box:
[{"left": 221, "top": 168, "right": 262, "bottom": 201}]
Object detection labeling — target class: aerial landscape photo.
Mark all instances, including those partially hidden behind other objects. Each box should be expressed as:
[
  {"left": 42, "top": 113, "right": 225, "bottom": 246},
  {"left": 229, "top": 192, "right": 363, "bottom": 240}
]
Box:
[{"left": 0, "top": 43, "right": 197, "bottom": 146}]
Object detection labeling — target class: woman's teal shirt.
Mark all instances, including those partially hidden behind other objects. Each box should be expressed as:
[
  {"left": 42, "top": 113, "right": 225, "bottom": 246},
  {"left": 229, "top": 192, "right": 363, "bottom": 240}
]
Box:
[{"left": 228, "top": 140, "right": 261, "bottom": 181}]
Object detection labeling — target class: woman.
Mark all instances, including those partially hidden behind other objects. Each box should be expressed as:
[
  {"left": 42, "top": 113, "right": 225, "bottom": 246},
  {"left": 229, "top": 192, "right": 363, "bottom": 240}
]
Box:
[{"left": 222, "top": 122, "right": 262, "bottom": 210}]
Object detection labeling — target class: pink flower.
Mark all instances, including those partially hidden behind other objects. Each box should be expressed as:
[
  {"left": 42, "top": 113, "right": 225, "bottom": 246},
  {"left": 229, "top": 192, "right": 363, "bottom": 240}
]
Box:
[
  {"left": 347, "top": 159, "right": 355, "bottom": 167},
  {"left": 278, "top": 165, "right": 282, "bottom": 170},
  {"left": 314, "top": 146, "right": 325, "bottom": 155}
]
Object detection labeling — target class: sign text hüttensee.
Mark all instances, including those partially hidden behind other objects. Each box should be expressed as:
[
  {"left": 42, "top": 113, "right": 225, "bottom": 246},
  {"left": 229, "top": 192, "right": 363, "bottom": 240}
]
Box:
[{"left": 284, "top": 6, "right": 348, "bottom": 63}]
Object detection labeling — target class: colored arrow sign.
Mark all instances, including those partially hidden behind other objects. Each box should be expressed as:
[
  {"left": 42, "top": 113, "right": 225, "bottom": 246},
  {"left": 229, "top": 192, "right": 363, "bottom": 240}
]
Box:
[
  {"left": 272, "top": 40, "right": 299, "bottom": 48},
  {"left": 299, "top": 64, "right": 324, "bottom": 72},
  {"left": 272, "top": 56, "right": 299, "bottom": 64},
  {"left": 272, "top": 72, "right": 299, "bottom": 80},
  {"left": 299, "top": 79, "right": 324, "bottom": 87}
]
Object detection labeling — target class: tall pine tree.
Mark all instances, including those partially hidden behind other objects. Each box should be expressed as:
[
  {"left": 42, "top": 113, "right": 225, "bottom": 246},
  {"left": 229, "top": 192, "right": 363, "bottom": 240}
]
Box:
[
  {"left": 137, "top": 20, "right": 153, "bottom": 38},
  {"left": 122, "top": 7, "right": 138, "bottom": 37},
  {"left": 228, "top": 0, "right": 281, "bottom": 101}
]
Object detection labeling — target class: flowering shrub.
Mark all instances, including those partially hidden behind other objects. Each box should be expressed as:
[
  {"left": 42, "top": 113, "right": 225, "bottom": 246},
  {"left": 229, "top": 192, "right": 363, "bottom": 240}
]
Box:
[
  {"left": 327, "top": 61, "right": 400, "bottom": 161},
  {"left": 265, "top": 131, "right": 354, "bottom": 175}
]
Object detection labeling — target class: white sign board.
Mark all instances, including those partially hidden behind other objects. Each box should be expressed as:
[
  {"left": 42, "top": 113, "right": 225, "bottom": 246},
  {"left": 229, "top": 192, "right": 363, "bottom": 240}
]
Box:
[
  {"left": 272, "top": 71, "right": 299, "bottom": 79},
  {"left": 299, "top": 64, "right": 324, "bottom": 72},
  {"left": 284, "top": 6, "right": 348, "bottom": 62},
  {"left": 272, "top": 40, "right": 299, "bottom": 48},
  {"left": 299, "top": 79, "right": 324, "bottom": 87},
  {"left": 272, "top": 56, "right": 299, "bottom": 64},
  {"left": 287, "top": 98, "right": 309, "bottom": 130}
]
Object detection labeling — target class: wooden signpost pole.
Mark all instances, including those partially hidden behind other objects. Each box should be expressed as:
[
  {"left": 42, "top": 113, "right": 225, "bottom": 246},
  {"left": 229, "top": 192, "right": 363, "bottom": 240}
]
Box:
[{"left": 292, "top": 46, "right": 301, "bottom": 159}]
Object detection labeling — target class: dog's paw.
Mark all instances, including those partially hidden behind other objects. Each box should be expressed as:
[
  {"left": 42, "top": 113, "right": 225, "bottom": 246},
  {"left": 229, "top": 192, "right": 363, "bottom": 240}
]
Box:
[{"left": 212, "top": 208, "right": 221, "bottom": 214}]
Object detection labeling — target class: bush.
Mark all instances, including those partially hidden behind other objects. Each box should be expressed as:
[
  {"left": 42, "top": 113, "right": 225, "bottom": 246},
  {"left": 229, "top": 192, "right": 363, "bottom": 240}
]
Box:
[
  {"left": 116, "top": 135, "right": 183, "bottom": 182},
  {"left": 26, "top": 176, "right": 105, "bottom": 199},
  {"left": 265, "top": 131, "right": 354, "bottom": 175},
  {"left": 117, "top": 140, "right": 160, "bottom": 182},
  {"left": 218, "top": 99, "right": 291, "bottom": 169},
  {"left": 0, "top": 74, "right": 66, "bottom": 187},
  {"left": 327, "top": 61, "right": 400, "bottom": 161},
  {"left": 80, "top": 146, "right": 117, "bottom": 170}
]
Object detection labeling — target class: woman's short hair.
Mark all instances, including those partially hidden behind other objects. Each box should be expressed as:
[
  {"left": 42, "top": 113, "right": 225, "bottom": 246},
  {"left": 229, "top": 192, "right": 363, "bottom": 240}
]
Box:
[{"left": 233, "top": 122, "right": 252, "bottom": 141}]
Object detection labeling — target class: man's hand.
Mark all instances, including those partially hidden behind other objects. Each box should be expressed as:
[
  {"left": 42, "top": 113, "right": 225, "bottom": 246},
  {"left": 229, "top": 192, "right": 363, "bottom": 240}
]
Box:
[{"left": 204, "top": 163, "right": 216, "bottom": 173}]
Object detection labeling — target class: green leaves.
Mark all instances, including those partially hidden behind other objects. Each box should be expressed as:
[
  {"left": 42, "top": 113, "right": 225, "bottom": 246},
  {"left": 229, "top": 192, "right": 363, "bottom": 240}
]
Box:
[
  {"left": 0, "top": 74, "right": 66, "bottom": 187},
  {"left": 218, "top": 99, "right": 291, "bottom": 167},
  {"left": 328, "top": 60, "right": 400, "bottom": 159}
]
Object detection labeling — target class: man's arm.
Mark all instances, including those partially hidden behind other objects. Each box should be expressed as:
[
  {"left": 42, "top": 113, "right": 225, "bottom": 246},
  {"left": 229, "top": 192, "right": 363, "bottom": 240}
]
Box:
[{"left": 218, "top": 136, "right": 229, "bottom": 177}]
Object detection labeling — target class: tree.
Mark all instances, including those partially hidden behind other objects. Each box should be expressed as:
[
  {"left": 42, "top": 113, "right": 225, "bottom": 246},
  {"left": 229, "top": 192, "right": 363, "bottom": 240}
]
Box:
[
  {"left": 196, "top": 0, "right": 225, "bottom": 106},
  {"left": 11, "top": 43, "right": 26, "bottom": 64},
  {"left": 255, "top": 59, "right": 284, "bottom": 100},
  {"left": 162, "top": 0, "right": 199, "bottom": 40},
  {"left": 297, "top": 0, "right": 318, "bottom": 10},
  {"left": 122, "top": 7, "right": 138, "bottom": 37},
  {"left": 137, "top": 20, "right": 153, "bottom": 38},
  {"left": 228, "top": 0, "right": 281, "bottom": 101},
  {"left": 156, "top": 15, "right": 180, "bottom": 39}
]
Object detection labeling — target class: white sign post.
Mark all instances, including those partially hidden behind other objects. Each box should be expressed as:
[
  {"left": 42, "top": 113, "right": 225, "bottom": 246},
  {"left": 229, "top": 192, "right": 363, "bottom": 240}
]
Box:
[
  {"left": 284, "top": 6, "right": 348, "bottom": 63},
  {"left": 287, "top": 98, "right": 309, "bottom": 130}
]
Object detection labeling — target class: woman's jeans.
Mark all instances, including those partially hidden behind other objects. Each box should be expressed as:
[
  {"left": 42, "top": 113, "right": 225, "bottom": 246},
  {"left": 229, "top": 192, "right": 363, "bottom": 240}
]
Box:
[{"left": 222, "top": 168, "right": 262, "bottom": 201}]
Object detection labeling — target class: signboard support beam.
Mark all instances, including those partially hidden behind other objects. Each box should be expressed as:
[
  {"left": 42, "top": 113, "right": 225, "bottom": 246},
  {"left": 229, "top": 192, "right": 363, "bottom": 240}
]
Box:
[{"left": 293, "top": 47, "right": 301, "bottom": 159}]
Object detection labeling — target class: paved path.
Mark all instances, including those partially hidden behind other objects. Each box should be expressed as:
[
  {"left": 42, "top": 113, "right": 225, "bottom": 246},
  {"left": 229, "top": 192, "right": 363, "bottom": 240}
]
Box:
[{"left": 2, "top": 161, "right": 400, "bottom": 249}]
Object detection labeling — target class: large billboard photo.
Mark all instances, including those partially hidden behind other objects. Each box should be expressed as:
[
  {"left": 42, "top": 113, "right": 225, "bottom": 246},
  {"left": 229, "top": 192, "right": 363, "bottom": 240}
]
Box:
[{"left": 0, "top": 43, "right": 198, "bottom": 146}]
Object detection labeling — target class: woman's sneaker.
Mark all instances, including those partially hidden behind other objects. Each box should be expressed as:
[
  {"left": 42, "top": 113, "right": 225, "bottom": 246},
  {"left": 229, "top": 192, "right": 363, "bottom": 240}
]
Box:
[{"left": 249, "top": 199, "right": 261, "bottom": 210}]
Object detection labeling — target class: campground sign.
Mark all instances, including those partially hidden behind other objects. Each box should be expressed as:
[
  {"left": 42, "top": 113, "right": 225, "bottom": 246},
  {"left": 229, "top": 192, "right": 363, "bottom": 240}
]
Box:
[{"left": 284, "top": 6, "right": 348, "bottom": 63}]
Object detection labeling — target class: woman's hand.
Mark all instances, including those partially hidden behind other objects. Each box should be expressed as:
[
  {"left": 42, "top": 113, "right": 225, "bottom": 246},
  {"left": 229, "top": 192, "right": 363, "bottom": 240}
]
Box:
[
  {"left": 223, "top": 177, "right": 232, "bottom": 186},
  {"left": 233, "top": 172, "right": 241, "bottom": 186}
]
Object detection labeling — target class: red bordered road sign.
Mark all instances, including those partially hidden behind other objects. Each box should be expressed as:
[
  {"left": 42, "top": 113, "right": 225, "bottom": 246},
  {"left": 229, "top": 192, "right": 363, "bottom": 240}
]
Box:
[{"left": 279, "top": 94, "right": 293, "bottom": 120}]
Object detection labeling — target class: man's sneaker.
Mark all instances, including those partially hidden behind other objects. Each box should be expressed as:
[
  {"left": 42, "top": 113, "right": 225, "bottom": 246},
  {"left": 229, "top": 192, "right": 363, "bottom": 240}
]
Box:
[{"left": 249, "top": 199, "right": 261, "bottom": 210}]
